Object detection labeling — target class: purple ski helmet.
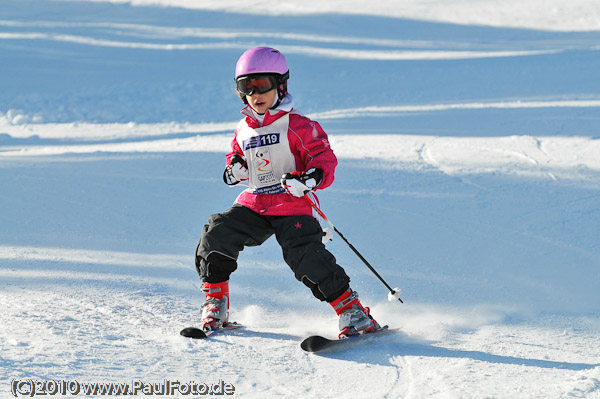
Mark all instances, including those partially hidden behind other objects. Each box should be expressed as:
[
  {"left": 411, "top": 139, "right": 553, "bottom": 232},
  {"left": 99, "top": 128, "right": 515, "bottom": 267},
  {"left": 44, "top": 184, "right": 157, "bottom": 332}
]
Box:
[{"left": 234, "top": 47, "right": 290, "bottom": 106}]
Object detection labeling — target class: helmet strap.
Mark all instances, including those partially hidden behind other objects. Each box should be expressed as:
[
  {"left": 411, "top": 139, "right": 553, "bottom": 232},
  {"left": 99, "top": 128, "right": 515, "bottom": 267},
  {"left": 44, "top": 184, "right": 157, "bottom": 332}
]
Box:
[{"left": 271, "top": 71, "right": 289, "bottom": 109}]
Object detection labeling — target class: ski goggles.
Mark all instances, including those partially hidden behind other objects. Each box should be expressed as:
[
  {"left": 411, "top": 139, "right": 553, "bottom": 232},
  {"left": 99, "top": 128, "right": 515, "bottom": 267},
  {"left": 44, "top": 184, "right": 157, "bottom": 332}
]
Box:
[{"left": 236, "top": 75, "right": 278, "bottom": 96}]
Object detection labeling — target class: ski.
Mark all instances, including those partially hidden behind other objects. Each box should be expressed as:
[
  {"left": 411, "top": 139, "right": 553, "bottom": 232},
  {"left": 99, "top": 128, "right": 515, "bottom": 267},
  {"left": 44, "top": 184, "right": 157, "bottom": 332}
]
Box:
[
  {"left": 301, "top": 325, "right": 390, "bottom": 353},
  {"left": 180, "top": 322, "right": 242, "bottom": 339}
]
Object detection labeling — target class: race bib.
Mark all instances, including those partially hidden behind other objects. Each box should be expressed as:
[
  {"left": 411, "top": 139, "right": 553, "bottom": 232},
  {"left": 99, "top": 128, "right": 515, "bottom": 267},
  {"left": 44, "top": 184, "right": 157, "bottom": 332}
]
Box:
[{"left": 236, "top": 115, "right": 296, "bottom": 194}]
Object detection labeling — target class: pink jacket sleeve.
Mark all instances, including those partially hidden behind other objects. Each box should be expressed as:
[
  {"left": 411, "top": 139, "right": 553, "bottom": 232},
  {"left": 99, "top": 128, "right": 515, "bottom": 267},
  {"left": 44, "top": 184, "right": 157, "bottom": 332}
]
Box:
[
  {"left": 288, "top": 114, "right": 338, "bottom": 190},
  {"left": 225, "top": 129, "right": 244, "bottom": 165}
]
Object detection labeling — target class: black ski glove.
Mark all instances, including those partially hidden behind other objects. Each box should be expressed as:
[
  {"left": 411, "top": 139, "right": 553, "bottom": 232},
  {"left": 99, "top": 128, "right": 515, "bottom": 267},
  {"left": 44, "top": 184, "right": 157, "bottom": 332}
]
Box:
[{"left": 223, "top": 154, "right": 249, "bottom": 185}]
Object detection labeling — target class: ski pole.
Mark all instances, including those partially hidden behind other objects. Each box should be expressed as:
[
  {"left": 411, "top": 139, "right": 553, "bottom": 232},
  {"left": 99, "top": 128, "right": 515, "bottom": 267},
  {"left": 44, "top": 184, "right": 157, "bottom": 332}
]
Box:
[{"left": 303, "top": 195, "right": 403, "bottom": 303}]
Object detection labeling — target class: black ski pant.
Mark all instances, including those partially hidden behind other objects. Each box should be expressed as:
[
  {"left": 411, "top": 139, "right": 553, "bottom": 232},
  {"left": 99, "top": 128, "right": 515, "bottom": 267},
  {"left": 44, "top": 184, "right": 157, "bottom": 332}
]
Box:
[{"left": 195, "top": 204, "right": 350, "bottom": 302}]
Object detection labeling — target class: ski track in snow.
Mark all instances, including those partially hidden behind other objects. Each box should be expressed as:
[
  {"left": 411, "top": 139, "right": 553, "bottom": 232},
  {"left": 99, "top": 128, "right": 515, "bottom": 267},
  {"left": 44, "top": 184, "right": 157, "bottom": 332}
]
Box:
[
  {"left": 2, "top": 1, "right": 600, "bottom": 398},
  {"left": 1, "top": 121, "right": 599, "bottom": 186},
  {"left": 0, "top": 30, "right": 562, "bottom": 60}
]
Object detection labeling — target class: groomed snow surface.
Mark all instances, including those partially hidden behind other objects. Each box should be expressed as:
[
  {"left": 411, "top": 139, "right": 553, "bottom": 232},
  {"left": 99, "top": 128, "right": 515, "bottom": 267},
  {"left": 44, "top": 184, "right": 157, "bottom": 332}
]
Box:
[{"left": 1, "top": 0, "right": 600, "bottom": 398}]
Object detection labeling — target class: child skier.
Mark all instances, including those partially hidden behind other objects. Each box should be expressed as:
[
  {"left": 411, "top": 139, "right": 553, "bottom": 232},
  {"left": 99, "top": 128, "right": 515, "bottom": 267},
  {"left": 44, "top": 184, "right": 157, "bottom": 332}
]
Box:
[{"left": 195, "top": 46, "right": 380, "bottom": 338}]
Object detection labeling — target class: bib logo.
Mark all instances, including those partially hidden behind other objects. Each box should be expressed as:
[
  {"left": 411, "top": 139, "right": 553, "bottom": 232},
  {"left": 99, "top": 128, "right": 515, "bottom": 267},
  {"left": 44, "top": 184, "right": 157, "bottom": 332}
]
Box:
[
  {"left": 253, "top": 148, "right": 277, "bottom": 185},
  {"left": 255, "top": 150, "right": 271, "bottom": 172}
]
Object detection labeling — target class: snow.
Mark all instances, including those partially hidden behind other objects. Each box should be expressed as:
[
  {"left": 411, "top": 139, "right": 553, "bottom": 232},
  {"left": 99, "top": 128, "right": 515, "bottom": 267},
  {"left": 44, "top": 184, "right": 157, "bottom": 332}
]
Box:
[
  {"left": 1, "top": 0, "right": 600, "bottom": 398},
  {"left": 59, "top": 0, "right": 600, "bottom": 32}
]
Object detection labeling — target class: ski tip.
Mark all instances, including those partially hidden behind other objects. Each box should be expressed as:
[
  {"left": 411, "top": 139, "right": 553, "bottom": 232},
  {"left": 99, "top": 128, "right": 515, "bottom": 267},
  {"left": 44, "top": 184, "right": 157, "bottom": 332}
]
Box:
[
  {"left": 300, "top": 335, "right": 329, "bottom": 352},
  {"left": 180, "top": 327, "right": 208, "bottom": 339},
  {"left": 301, "top": 325, "right": 392, "bottom": 353}
]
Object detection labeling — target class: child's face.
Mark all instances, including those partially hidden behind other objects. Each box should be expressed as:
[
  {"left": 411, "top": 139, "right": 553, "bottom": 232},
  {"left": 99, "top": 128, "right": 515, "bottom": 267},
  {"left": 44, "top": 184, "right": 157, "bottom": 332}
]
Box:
[{"left": 246, "top": 89, "right": 277, "bottom": 115}]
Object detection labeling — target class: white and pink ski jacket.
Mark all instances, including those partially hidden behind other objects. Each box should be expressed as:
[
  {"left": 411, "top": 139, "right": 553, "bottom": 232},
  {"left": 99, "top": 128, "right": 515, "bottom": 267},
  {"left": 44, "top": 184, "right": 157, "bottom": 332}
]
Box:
[{"left": 226, "top": 95, "right": 338, "bottom": 216}]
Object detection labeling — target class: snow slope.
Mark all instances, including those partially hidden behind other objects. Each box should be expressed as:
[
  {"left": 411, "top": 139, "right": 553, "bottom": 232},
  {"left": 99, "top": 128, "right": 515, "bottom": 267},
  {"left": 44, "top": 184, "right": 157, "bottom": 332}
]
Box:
[{"left": 1, "top": 0, "right": 600, "bottom": 398}]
